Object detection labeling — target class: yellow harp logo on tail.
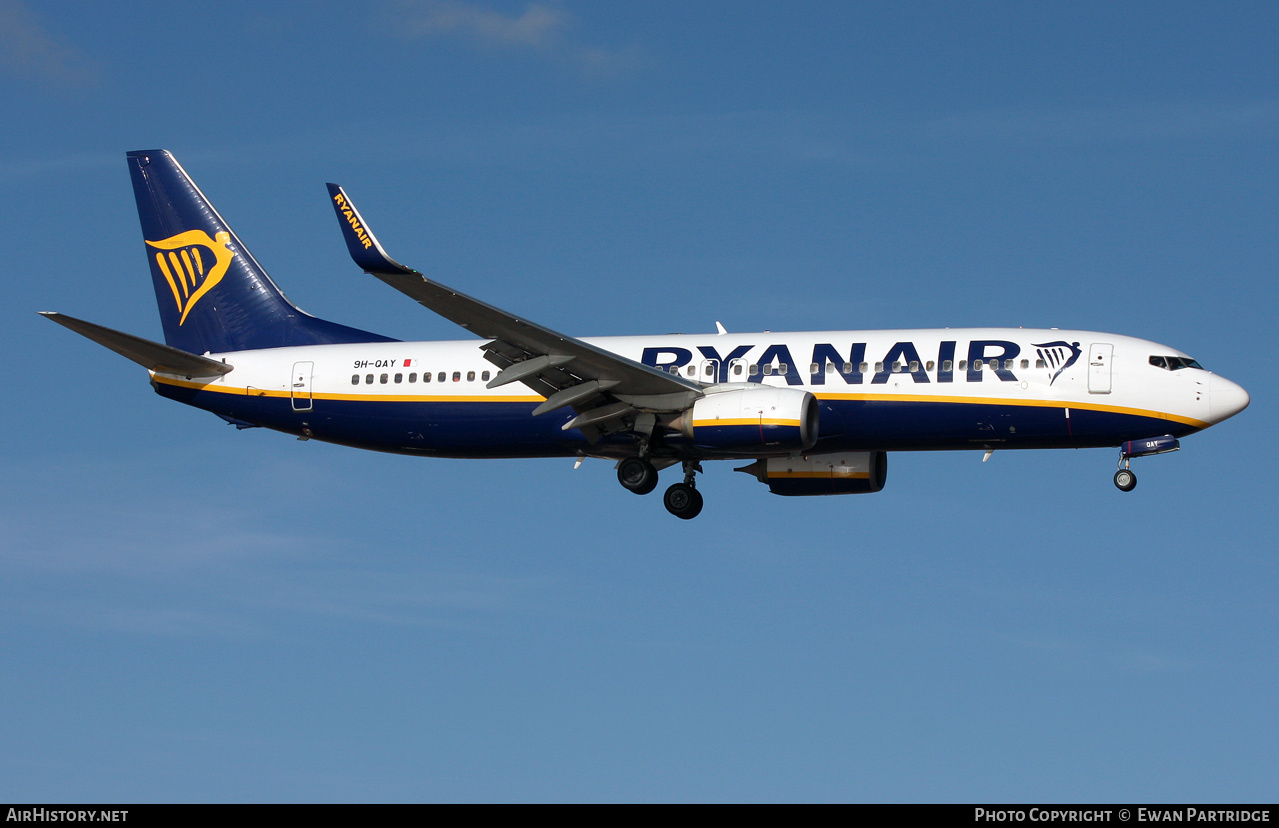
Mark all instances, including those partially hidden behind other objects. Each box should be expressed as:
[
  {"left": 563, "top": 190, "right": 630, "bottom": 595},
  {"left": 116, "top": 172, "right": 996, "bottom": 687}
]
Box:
[{"left": 146, "top": 230, "right": 235, "bottom": 325}]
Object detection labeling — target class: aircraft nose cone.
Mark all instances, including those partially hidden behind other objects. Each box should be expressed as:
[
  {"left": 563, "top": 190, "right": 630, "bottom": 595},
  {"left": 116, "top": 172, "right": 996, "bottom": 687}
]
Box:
[{"left": 1209, "top": 375, "right": 1250, "bottom": 423}]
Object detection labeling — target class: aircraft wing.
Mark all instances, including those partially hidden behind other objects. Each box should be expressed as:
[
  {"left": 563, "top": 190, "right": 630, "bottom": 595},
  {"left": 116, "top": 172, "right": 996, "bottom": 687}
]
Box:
[{"left": 327, "top": 184, "right": 701, "bottom": 435}]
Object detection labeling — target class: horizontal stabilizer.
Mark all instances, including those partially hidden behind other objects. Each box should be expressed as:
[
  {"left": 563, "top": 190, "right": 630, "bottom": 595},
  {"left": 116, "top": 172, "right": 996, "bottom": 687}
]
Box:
[{"left": 40, "top": 312, "right": 233, "bottom": 378}]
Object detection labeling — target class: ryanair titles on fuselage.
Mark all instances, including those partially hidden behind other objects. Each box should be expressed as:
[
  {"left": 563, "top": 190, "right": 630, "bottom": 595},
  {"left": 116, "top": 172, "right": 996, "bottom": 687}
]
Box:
[{"left": 639, "top": 338, "right": 1083, "bottom": 385}]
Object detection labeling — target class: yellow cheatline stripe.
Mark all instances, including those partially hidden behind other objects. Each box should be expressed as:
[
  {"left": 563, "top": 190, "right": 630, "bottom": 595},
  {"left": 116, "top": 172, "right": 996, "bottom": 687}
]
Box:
[
  {"left": 693, "top": 418, "right": 801, "bottom": 428},
  {"left": 149, "top": 375, "right": 1207, "bottom": 428},
  {"left": 150, "top": 374, "right": 542, "bottom": 403},
  {"left": 318, "top": 390, "right": 543, "bottom": 403},
  {"left": 813, "top": 391, "right": 1209, "bottom": 429},
  {"left": 768, "top": 471, "right": 870, "bottom": 479}
]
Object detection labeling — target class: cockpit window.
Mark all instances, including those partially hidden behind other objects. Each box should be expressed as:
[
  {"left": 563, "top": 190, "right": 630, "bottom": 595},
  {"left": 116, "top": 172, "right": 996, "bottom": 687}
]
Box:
[{"left": 1150, "top": 355, "right": 1204, "bottom": 371}]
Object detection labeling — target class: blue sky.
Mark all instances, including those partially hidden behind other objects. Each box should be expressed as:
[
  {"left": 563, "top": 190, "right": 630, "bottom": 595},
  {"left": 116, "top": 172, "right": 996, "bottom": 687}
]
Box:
[{"left": 2, "top": 0, "right": 1276, "bottom": 802}]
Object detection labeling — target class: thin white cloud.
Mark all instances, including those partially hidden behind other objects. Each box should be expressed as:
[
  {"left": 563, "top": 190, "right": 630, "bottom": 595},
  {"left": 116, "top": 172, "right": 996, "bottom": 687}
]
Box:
[
  {"left": 402, "top": 0, "right": 570, "bottom": 48},
  {"left": 389, "top": 0, "right": 639, "bottom": 75},
  {"left": 0, "top": 0, "right": 98, "bottom": 87},
  {"left": 1, "top": 453, "right": 564, "bottom": 638},
  {"left": 927, "top": 100, "right": 1279, "bottom": 144}
]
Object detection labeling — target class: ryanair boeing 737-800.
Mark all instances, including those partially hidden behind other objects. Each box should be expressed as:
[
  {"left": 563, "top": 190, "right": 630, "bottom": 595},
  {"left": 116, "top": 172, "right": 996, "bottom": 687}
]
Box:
[{"left": 43, "top": 150, "right": 1250, "bottom": 519}]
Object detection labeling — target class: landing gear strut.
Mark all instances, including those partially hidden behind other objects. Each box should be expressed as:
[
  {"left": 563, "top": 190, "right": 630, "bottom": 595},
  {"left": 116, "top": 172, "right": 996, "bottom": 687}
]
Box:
[
  {"left": 663, "top": 460, "right": 704, "bottom": 520},
  {"left": 1114, "top": 451, "right": 1137, "bottom": 491}
]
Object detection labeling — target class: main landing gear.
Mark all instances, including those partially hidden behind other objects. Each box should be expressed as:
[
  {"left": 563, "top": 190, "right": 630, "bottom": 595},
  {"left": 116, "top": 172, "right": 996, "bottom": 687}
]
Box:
[
  {"left": 616, "top": 456, "right": 704, "bottom": 519},
  {"left": 664, "top": 460, "right": 704, "bottom": 520},
  {"left": 617, "top": 456, "right": 659, "bottom": 495}
]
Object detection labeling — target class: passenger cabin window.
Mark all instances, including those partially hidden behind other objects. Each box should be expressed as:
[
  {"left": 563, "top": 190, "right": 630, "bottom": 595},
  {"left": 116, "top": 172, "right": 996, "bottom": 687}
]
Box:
[
  {"left": 365, "top": 374, "right": 374, "bottom": 384},
  {"left": 925, "top": 361, "right": 935, "bottom": 371},
  {"left": 394, "top": 373, "right": 403, "bottom": 384},
  {"left": 424, "top": 372, "right": 432, "bottom": 383},
  {"left": 467, "top": 371, "right": 476, "bottom": 382},
  {"left": 909, "top": 360, "right": 919, "bottom": 372},
  {"left": 1020, "top": 359, "right": 1029, "bottom": 369},
  {"left": 351, "top": 374, "right": 359, "bottom": 385},
  {"left": 842, "top": 362, "right": 853, "bottom": 374},
  {"left": 380, "top": 373, "right": 388, "bottom": 384},
  {"left": 452, "top": 371, "right": 461, "bottom": 382},
  {"left": 942, "top": 360, "right": 953, "bottom": 372},
  {"left": 1036, "top": 359, "right": 1046, "bottom": 369},
  {"left": 482, "top": 371, "right": 491, "bottom": 381},
  {"left": 409, "top": 373, "right": 417, "bottom": 383}
]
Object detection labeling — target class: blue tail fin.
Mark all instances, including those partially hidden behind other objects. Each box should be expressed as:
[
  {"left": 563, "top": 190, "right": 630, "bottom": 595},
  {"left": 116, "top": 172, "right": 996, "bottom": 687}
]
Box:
[{"left": 128, "top": 149, "right": 395, "bottom": 353}]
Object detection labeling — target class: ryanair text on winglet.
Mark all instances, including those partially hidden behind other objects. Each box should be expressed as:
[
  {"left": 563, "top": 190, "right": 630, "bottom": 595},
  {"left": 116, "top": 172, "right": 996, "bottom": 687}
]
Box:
[{"left": 333, "top": 192, "right": 374, "bottom": 249}]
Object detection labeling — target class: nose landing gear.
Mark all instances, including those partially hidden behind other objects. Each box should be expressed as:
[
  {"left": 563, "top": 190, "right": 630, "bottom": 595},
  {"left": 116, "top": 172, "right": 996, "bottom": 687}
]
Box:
[{"left": 1113, "top": 435, "right": 1180, "bottom": 492}]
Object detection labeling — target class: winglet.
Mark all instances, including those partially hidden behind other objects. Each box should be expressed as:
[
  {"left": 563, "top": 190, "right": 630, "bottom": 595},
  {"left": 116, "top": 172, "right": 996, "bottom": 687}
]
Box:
[{"left": 326, "top": 183, "right": 418, "bottom": 276}]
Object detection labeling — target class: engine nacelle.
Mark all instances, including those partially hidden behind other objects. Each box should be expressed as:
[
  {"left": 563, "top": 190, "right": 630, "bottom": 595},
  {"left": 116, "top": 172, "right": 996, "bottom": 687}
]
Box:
[
  {"left": 736, "top": 452, "right": 888, "bottom": 496},
  {"left": 675, "top": 386, "right": 819, "bottom": 454}
]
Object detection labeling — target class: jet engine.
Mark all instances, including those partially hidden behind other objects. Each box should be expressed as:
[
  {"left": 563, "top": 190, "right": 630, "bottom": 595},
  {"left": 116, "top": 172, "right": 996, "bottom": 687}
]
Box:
[{"left": 671, "top": 386, "right": 819, "bottom": 454}]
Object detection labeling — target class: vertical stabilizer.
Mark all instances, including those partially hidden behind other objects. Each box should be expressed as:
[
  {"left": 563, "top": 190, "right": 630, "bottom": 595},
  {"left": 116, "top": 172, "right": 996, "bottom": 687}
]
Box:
[{"left": 128, "top": 150, "right": 394, "bottom": 353}]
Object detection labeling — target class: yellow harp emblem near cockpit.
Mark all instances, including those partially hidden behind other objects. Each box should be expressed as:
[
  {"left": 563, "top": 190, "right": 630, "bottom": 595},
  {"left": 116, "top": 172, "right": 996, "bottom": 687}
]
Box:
[{"left": 146, "top": 230, "right": 235, "bottom": 325}]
